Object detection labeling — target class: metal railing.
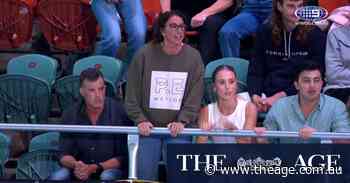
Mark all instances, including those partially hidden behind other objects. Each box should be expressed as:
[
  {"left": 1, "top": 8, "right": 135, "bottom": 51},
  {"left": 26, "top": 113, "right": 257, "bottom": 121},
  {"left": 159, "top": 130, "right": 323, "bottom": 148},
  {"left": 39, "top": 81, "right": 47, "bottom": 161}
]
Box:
[
  {"left": 0, "top": 123, "right": 349, "bottom": 139},
  {"left": 0, "top": 123, "right": 349, "bottom": 179}
]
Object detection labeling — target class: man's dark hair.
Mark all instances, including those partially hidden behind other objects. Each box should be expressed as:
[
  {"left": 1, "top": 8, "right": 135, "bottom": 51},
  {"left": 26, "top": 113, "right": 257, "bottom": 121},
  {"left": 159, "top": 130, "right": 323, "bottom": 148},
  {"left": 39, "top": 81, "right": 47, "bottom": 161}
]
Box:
[
  {"left": 79, "top": 68, "right": 104, "bottom": 87},
  {"left": 293, "top": 61, "right": 324, "bottom": 82}
]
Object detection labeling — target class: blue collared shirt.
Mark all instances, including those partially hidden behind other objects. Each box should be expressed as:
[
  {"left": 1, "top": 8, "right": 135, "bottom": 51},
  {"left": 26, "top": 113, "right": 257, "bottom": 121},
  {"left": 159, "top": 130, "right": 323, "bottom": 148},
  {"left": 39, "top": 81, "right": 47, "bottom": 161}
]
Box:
[{"left": 264, "top": 94, "right": 350, "bottom": 143}]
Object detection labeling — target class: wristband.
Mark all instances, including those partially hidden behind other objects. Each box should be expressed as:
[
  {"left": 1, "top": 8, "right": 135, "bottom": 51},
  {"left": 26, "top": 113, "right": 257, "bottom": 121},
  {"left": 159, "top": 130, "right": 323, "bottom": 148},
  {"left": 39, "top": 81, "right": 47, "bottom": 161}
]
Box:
[
  {"left": 96, "top": 163, "right": 104, "bottom": 174},
  {"left": 180, "top": 120, "right": 187, "bottom": 126}
]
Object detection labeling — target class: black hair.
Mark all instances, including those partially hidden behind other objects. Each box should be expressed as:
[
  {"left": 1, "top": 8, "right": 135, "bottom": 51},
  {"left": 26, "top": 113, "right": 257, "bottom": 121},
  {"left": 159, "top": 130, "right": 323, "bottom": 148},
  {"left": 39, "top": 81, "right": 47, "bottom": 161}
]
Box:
[
  {"left": 293, "top": 61, "right": 324, "bottom": 82},
  {"left": 79, "top": 67, "right": 104, "bottom": 87},
  {"left": 212, "top": 65, "right": 237, "bottom": 82},
  {"left": 152, "top": 10, "right": 187, "bottom": 44}
]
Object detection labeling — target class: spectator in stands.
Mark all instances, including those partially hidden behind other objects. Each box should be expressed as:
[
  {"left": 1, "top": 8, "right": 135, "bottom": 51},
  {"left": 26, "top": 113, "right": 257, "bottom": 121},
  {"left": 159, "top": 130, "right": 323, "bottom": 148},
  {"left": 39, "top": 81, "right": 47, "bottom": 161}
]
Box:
[
  {"left": 218, "top": 0, "right": 272, "bottom": 58},
  {"left": 324, "top": 6, "right": 350, "bottom": 107},
  {"left": 125, "top": 11, "right": 204, "bottom": 181},
  {"left": 160, "top": 0, "right": 235, "bottom": 65},
  {"left": 315, "top": 6, "right": 350, "bottom": 31},
  {"left": 50, "top": 68, "right": 131, "bottom": 181},
  {"left": 91, "top": 0, "right": 147, "bottom": 78},
  {"left": 256, "top": 62, "right": 350, "bottom": 143},
  {"left": 197, "top": 65, "right": 257, "bottom": 143},
  {"left": 248, "top": 0, "right": 326, "bottom": 112}
]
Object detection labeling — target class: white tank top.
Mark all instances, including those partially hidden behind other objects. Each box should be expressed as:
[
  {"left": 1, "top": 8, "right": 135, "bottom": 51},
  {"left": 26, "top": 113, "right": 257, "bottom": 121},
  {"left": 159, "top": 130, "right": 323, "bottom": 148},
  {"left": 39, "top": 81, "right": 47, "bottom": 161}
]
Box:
[{"left": 208, "top": 97, "right": 248, "bottom": 143}]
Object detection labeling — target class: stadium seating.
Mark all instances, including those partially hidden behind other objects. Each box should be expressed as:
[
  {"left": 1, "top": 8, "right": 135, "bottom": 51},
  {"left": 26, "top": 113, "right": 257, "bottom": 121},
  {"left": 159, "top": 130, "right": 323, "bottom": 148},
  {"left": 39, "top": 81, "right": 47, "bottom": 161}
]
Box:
[
  {"left": 36, "top": 0, "right": 97, "bottom": 51},
  {"left": 16, "top": 150, "right": 61, "bottom": 180},
  {"left": 7, "top": 54, "right": 58, "bottom": 86},
  {"left": 0, "top": 132, "right": 10, "bottom": 177},
  {"left": 73, "top": 55, "right": 123, "bottom": 85},
  {"left": 0, "top": 74, "right": 51, "bottom": 123},
  {"left": 0, "top": 0, "right": 34, "bottom": 49},
  {"left": 29, "top": 132, "right": 60, "bottom": 152}
]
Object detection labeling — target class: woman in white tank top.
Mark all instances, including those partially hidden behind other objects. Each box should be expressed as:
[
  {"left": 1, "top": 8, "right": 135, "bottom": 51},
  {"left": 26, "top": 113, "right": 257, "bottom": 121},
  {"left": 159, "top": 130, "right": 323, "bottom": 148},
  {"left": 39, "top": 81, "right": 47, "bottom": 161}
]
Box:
[{"left": 197, "top": 65, "right": 257, "bottom": 143}]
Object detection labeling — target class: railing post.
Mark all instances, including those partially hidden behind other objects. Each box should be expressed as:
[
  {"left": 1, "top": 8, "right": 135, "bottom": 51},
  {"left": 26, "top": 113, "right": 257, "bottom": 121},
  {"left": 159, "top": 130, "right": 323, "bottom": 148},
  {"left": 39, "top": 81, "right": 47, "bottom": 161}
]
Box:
[{"left": 127, "top": 134, "right": 139, "bottom": 179}]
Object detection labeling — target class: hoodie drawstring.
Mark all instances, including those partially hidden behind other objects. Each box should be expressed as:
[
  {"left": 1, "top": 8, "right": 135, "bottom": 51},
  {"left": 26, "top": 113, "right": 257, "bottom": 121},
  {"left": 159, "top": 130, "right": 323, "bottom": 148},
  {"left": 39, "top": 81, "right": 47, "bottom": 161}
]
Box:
[{"left": 283, "top": 31, "right": 292, "bottom": 59}]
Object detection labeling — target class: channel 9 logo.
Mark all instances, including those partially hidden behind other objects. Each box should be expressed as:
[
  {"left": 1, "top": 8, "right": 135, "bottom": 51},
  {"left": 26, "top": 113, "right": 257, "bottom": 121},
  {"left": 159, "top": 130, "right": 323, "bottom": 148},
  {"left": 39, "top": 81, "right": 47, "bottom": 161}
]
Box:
[{"left": 295, "top": 6, "right": 328, "bottom": 23}]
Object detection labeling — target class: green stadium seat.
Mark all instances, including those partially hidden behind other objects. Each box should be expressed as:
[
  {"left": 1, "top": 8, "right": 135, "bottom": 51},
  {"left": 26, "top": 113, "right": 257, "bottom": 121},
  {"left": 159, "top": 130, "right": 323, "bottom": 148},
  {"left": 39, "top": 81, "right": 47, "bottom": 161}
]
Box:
[
  {"left": 73, "top": 55, "right": 123, "bottom": 85},
  {"left": 16, "top": 150, "right": 61, "bottom": 180},
  {"left": 0, "top": 74, "right": 51, "bottom": 123},
  {"left": 7, "top": 54, "right": 58, "bottom": 86},
  {"left": 29, "top": 132, "right": 60, "bottom": 152},
  {"left": 0, "top": 132, "right": 10, "bottom": 177}
]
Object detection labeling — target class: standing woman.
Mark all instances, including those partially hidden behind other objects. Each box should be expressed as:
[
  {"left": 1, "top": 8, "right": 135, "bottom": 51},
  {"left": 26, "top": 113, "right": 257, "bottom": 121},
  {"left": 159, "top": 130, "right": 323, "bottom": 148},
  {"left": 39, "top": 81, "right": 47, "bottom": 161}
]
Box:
[
  {"left": 125, "top": 11, "right": 204, "bottom": 181},
  {"left": 197, "top": 65, "right": 257, "bottom": 144}
]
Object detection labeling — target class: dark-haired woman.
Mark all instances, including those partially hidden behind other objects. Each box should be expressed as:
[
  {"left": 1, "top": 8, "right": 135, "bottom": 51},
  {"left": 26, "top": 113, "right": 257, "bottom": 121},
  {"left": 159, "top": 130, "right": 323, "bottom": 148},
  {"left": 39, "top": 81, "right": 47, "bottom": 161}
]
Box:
[
  {"left": 125, "top": 11, "right": 204, "bottom": 181},
  {"left": 197, "top": 65, "right": 257, "bottom": 144}
]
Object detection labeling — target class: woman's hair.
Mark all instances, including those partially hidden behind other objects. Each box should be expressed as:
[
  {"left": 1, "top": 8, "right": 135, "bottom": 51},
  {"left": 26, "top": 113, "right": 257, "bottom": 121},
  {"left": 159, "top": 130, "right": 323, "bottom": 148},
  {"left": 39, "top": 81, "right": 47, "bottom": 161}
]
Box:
[
  {"left": 152, "top": 10, "right": 187, "bottom": 44},
  {"left": 270, "top": 0, "right": 314, "bottom": 46},
  {"left": 212, "top": 65, "right": 237, "bottom": 82}
]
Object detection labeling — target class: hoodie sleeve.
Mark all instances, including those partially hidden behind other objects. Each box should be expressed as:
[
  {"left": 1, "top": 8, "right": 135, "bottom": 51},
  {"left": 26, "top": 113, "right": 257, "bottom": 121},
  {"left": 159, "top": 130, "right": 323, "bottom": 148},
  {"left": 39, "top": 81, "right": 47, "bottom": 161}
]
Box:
[
  {"left": 248, "top": 25, "right": 267, "bottom": 96},
  {"left": 325, "top": 28, "right": 350, "bottom": 83},
  {"left": 177, "top": 51, "right": 204, "bottom": 124},
  {"left": 308, "top": 27, "right": 327, "bottom": 72},
  {"left": 125, "top": 48, "right": 148, "bottom": 125}
]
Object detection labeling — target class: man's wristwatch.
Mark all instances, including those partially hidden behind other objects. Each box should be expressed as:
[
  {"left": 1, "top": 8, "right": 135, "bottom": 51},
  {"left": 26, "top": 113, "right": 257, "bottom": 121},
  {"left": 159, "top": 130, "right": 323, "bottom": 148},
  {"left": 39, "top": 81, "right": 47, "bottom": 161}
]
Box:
[
  {"left": 96, "top": 163, "right": 104, "bottom": 174},
  {"left": 180, "top": 120, "right": 187, "bottom": 126}
]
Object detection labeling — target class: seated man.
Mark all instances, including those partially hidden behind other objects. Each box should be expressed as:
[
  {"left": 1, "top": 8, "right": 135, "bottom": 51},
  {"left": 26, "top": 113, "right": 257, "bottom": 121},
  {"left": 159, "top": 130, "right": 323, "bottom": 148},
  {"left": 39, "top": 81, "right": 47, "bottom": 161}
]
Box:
[
  {"left": 50, "top": 68, "right": 131, "bottom": 181},
  {"left": 257, "top": 62, "right": 350, "bottom": 143},
  {"left": 218, "top": 0, "right": 272, "bottom": 58}
]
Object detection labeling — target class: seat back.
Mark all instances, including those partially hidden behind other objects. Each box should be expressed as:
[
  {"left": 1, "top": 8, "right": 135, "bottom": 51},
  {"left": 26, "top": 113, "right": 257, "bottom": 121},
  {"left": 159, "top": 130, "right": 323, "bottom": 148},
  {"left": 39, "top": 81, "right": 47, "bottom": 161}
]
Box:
[
  {"left": 7, "top": 54, "right": 58, "bottom": 86},
  {"left": 53, "top": 75, "right": 81, "bottom": 112},
  {"left": 73, "top": 55, "right": 123, "bottom": 84},
  {"left": 54, "top": 75, "right": 116, "bottom": 112},
  {"left": 0, "top": 0, "right": 34, "bottom": 49},
  {"left": 36, "top": 0, "right": 97, "bottom": 51},
  {"left": 203, "top": 57, "right": 249, "bottom": 104},
  {"left": 0, "top": 133, "right": 11, "bottom": 177},
  {"left": 16, "top": 150, "right": 61, "bottom": 180},
  {"left": 0, "top": 74, "right": 51, "bottom": 123},
  {"left": 142, "top": 0, "right": 161, "bottom": 29},
  {"left": 29, "top": 132, "right": 60, "bottom": 152}
]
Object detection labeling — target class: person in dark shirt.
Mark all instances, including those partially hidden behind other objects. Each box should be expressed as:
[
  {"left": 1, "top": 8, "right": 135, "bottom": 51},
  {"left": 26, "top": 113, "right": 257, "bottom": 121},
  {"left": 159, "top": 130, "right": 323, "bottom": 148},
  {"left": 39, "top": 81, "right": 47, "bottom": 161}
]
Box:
[
  {"left": 247, "top": 0, "right": 326, "bottom": 112},
  {"left": 49, "top": 68, "right": 131, "bottom": 181}
]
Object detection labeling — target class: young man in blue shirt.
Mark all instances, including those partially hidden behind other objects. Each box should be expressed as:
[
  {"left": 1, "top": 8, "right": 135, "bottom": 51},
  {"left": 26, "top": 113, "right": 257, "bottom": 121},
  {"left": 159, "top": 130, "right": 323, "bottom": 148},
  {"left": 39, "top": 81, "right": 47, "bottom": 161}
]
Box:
[{"left": 256, "top": 62, "right": 350, "bottom": 143}]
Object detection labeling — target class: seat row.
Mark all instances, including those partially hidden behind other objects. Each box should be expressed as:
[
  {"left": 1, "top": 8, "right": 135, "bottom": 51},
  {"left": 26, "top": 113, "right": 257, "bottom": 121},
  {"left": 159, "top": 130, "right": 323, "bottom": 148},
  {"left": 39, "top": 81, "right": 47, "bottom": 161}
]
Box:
[
  {"left": 1, "top": 54, "right": 251, "bottom": 123},
  {"left": 0, "top": 54, "right": 123, "bottom": 123}
]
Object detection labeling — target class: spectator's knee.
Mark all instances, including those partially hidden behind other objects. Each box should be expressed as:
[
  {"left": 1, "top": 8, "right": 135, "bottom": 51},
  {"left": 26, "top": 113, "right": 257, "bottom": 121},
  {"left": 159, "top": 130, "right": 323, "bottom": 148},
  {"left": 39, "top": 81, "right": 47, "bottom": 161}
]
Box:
[
  {"left": 128, "top": 26, "right": 147, "bottom": 44},
  {"left": 102, "top": 33, "right": 121, "bottom": 46},
  {"left": 219, "top": 26, "right": 240, "bottom": 40}
]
